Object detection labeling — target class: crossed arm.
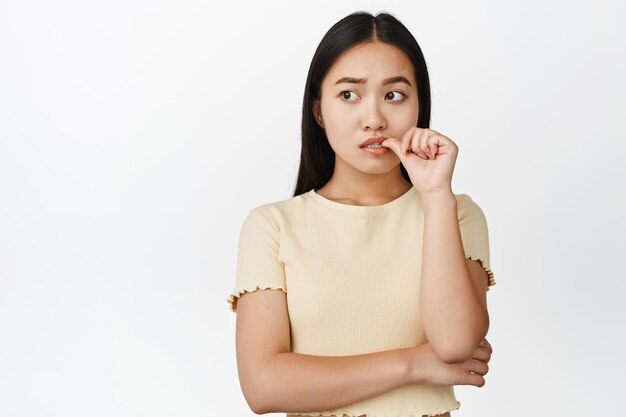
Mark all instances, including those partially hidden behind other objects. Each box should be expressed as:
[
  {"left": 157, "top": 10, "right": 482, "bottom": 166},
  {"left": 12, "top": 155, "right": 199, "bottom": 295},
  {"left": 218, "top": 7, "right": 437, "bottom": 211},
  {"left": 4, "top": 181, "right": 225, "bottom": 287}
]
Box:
[
  {"left": 419, "top": 191, "right": 490, "bottom": 363},
  {"left": 234, "top": 192, "right": 492, "bottom": 414}
]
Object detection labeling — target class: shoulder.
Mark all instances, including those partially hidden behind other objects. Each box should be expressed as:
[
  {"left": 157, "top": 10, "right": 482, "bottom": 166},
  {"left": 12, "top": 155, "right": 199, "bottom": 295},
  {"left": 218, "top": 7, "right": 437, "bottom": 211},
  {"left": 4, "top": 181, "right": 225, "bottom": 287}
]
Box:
[
  {"left": 243, "top": 191, "right": 311, "bottom": 230},
  {"left": 453, "top": 193, "right": 486, "bottom": 219},
  {"left": 453, "top": 192, "right": 478, "bottom": 206}
]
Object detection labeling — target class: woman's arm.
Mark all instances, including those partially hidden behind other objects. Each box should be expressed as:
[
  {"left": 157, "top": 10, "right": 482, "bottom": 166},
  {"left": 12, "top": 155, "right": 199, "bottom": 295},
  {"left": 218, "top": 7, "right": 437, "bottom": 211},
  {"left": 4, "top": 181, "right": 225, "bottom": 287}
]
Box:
[
  {"left": 419, "top": 191, "right": 489, "bottom": 363},
  {"left": 235, "top": 288, "right": 489, "bottom": 414}
]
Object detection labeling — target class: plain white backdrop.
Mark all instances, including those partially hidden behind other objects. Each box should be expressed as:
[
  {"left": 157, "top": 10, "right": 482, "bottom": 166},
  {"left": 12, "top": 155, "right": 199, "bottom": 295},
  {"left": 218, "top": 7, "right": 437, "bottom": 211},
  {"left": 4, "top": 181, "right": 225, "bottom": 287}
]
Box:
[{"left": 0, "top": 0, "right": 624, "bottom": 416}]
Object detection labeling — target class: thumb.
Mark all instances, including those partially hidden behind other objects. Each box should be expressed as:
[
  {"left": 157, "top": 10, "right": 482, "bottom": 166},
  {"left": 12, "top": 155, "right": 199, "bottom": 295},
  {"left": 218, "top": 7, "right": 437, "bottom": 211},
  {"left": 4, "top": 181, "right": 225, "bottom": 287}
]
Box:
[{"left": 381, "top": 137, "right": 405, "bottom": 160}]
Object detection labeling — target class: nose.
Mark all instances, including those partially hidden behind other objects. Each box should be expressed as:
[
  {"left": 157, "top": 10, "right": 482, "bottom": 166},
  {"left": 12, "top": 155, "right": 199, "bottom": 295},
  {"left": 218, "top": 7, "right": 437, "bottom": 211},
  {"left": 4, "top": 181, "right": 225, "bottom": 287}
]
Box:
[{"left": 361, "top": 97, "right": 386, "bottom": 131}]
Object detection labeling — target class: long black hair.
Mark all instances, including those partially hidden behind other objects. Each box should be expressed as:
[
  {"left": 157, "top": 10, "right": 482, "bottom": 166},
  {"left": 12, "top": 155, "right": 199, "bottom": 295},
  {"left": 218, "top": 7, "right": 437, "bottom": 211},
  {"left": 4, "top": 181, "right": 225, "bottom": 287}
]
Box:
[{"left": 293, "top": 11, "right": 431, "bottom": 197}]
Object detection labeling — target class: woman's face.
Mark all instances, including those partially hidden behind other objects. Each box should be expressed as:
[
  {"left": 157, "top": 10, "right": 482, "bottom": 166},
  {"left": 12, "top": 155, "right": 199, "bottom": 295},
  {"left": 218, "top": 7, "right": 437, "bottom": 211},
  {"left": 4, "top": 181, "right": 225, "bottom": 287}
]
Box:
[{"left": 314, "top": 41, "right": 419, "bottom": 176}]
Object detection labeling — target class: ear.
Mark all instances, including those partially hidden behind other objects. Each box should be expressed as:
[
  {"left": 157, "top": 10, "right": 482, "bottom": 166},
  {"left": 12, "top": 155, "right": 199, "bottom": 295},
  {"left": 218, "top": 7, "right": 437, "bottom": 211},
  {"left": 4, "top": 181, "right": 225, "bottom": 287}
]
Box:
[{"left": 312, "top": 99, "right": 324, "bottom": 128}]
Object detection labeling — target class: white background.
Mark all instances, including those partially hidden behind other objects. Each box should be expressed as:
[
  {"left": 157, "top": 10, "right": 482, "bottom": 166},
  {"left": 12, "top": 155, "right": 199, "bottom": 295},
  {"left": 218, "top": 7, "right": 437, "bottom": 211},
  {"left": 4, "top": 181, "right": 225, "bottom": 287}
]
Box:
[{"left": 1, "top": 0, "right": 624, "bottom": 416}]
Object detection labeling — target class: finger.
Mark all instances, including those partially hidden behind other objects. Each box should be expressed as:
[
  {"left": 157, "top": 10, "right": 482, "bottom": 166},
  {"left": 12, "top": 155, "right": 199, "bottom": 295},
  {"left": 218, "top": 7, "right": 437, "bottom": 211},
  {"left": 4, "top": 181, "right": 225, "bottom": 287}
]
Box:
[
  {"left": 410, "top": 128, "right": 424, "bottom": 155},
  {"left": 413, "top": 128, "right": 431, "bottom": 159},
  {"left": 482, "top": 338, "right": 493, "bottom": 354},
  {"left": 468, "top": 359, "right": 489, "bottom": 377},
  {"left": 472, "top": 374, "right": 486, "bottom": 388},
  {"left": 380, "top": 137, "right": 405, "bottom": 160},
  {"left": 419, "top": 128, "right": 433, "bottom": 159},
  {"left": 428, "top": 143, "right": 436, "bottom": 159},
  {"left": 425, "top": 130, "right": 440, "bottom": 159},
  {"left": 410, "top": 128, "right": 429, "bottom": 159},
  {"left": 402, "top": 126, "right": 417, "bottom": 154},
  {"left": 427, "top": 133, "right": 439, "bottom": 159},
  {"left": 420, "top": 129, "right": 436, "bottom": 159},
  {"left": 414, "top": 149, "right": 429, "bottom": 160},
  {"left": 461, "top": 372, "right": 486, "bottom": 388},
  {"left": 471, "top": 346, "right": 491, "bottom": 363},
  {"left": 405, "top": 126, "right": 421, "bottom": 152}
]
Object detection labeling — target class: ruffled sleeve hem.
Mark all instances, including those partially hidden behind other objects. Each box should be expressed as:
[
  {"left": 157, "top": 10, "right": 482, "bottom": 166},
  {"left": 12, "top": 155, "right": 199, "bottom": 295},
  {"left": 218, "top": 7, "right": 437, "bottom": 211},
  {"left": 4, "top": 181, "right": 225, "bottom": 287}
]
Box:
[
  {"left": 466, "top": 256, "right": 496, "bottom": 291},
  {"left": 227, "top": 285, "right": 288, "bottom": 312}
]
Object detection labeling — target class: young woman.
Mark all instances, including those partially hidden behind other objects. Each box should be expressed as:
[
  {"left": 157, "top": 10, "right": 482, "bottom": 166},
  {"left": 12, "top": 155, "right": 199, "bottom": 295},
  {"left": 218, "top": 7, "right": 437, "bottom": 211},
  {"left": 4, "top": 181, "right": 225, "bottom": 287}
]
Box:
[{"left": 227, "top": 11, "right": 496, "bottom": 417}]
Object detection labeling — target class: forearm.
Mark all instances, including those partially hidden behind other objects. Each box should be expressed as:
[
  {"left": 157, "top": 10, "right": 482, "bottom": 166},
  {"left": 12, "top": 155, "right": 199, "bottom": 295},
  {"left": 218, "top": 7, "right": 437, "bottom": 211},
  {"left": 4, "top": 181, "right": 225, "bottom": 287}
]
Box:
[
  {"left": 419, "top": 191, "right": 486, "bottom": 362},
  {"left": 249, "top": 347, "right": 416, "bottom": 414}
]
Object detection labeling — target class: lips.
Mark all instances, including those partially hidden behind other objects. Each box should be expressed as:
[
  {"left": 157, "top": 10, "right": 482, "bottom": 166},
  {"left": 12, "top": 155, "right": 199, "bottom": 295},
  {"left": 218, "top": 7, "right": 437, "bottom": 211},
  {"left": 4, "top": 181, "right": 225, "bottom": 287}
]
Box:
[{"left": 360, "top": 136, "right": 388, "bottom": 147}]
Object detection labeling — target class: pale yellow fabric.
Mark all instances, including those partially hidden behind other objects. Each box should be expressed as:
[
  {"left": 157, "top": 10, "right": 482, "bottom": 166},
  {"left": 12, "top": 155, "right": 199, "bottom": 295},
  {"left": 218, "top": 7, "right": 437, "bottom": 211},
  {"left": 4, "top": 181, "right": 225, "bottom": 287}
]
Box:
[{"left": 227, "top": 186, "right": 495, "bottom": 417}]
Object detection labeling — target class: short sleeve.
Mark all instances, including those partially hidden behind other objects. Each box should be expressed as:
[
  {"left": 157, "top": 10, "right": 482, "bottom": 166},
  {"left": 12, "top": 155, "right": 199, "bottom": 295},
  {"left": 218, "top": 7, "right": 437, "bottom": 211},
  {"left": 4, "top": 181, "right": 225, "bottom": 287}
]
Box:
[
  {"left": 456, "top": 194, "right": 496, "bottom": 291},
  {"left": 227, "top": 208, "right": 287, "bottom": 312}
]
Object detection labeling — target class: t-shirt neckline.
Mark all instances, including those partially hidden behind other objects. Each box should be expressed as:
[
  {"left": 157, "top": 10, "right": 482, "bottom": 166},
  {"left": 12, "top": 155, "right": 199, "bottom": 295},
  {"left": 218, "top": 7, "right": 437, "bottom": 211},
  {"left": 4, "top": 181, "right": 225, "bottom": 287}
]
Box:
[{"left": 307, "top": 186, "right": 417, "bottom": 213}]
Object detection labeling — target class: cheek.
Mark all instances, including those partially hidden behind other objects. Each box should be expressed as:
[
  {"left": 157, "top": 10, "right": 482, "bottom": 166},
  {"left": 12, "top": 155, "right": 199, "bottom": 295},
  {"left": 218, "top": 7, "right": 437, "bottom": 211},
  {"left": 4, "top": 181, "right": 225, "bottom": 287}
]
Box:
[
  {"left": 394, "top": 103, "right": 419, "bottom": 127},
  {"left": 322, "top": 99, "right": 346, "bottom": 118},
  {"left": 386, "top": 110, "right": 415, "bottom": 130},
  {"left": 322, "top": 103, "right": 354, "bottom": 132}
]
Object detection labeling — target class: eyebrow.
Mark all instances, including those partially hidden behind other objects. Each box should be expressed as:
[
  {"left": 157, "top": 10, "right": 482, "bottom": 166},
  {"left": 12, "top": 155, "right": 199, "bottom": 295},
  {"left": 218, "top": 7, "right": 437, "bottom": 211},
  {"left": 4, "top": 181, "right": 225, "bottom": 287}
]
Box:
[{"left": 334, "top": 76, "right": 412, "bottom": 87}]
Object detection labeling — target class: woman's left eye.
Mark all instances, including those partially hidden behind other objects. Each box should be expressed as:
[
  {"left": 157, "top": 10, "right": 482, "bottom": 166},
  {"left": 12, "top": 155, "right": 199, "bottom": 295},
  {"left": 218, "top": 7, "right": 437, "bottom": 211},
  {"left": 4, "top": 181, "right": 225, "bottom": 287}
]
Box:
[{"left": 385, "top": 91, "right": 406, "bottom": 101}]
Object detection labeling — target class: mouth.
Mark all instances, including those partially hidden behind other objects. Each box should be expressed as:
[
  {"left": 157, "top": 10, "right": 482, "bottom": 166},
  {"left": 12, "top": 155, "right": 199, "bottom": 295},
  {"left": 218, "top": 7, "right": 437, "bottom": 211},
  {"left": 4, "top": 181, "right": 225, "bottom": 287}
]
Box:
[
  {"left": 361, "top": 144, "right": 389, "bottom": 156},
  {"left": 360, "top": 136, "right": 388, "bottom": 148},
  {"left": 362, "top": 142, "right": 385, "bottom": 149}
]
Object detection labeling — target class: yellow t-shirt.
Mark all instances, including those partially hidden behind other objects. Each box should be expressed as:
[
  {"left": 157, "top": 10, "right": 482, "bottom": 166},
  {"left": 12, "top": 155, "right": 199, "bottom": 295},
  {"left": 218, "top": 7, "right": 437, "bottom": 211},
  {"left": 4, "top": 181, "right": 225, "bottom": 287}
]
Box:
[{"left": 227, "top": 186, "right": 496, "bottom": 417}]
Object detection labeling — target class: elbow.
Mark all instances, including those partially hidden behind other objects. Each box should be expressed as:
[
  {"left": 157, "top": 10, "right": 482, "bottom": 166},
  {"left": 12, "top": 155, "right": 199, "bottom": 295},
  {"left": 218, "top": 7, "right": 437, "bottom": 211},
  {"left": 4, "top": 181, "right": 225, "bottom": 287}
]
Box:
[
  {"left": 243, "top": 386, "right": 271, "bottom": 415},
  {"left": 429, "top": 312, "right": 490, "bottom": 364},
  {"left": 435, "top": 346, "right": 475, "bottom": 364},
  {"left": 432, "top": 332, "right": 488, "bottom": 364},
  {"left": 250, "top": 403, "right": 268, "bottom": 415},
  {"left": 241, "top": 373, "right": 277, "bottom": 415},
  {"left": 239, "top": 363, "right": 278, "bottom": 414}
]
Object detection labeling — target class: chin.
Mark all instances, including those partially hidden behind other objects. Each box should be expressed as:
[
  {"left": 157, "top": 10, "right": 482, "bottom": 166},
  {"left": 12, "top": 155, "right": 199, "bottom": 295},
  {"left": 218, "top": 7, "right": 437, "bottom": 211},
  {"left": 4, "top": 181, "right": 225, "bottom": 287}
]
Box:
[
  {"left": 355, "top": 162, "right": 398, "bottom": 175},
  {"left": 337, "top": 153, "right": 398, "bottom": 174}
]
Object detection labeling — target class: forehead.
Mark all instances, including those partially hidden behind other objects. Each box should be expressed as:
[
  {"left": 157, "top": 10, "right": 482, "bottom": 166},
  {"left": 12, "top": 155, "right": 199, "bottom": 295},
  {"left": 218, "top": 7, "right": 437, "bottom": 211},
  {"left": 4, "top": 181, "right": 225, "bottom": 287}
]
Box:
[{"left": 323, "top": 42, "right": 415, "bottom": 86}]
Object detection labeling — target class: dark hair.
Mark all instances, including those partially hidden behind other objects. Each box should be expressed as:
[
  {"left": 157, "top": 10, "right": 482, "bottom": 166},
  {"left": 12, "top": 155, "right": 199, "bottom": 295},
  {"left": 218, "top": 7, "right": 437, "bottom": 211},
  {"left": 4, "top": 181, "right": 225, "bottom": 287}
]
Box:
[{"left": 293, "top": 11, "right": 431, "bottom": 197}]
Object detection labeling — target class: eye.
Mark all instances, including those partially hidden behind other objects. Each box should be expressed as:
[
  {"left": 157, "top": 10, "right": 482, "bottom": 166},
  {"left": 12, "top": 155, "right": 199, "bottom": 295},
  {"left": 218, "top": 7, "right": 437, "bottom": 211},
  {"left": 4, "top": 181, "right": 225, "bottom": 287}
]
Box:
[
  {"left": 385, "top": 91, "right": 406, "bottom": 102},
  {"left": 339, "top": 90, "right": 359, "bottom": 101}
]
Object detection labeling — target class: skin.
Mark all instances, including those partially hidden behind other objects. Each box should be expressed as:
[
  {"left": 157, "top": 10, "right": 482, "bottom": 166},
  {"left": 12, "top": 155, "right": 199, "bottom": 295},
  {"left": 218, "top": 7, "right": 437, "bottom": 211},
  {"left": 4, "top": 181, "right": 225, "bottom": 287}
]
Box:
[
  {"left": 235, "top": 40, "right": 493, "bottom": 417},
  {"left": 312, "top": 41, "right": 419, "bottom": 204}
]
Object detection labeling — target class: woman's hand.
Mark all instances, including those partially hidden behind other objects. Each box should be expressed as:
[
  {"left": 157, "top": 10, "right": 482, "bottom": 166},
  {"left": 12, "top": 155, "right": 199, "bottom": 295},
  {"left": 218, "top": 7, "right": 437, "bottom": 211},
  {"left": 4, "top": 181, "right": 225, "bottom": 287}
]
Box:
[
  {"left": 382, "top": 127, "right": 458, "bottom": 195},
  {"left": 408, "top": 338, "right": 493, "bottom": 387}
]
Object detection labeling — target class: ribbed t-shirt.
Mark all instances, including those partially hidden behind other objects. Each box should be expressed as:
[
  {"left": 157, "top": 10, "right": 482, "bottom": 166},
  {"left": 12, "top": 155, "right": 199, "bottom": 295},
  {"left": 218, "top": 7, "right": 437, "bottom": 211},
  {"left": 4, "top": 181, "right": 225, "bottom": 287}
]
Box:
[{"left": 227, "top": 186, "right": 496, "bottom": 417}]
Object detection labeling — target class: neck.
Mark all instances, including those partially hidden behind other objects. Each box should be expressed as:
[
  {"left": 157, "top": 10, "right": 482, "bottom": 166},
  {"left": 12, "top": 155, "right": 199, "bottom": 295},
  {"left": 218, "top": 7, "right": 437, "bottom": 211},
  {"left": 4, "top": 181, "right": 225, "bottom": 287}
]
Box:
[{"left": 316, "top": 164, "right": 412, "bottom": 207}]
